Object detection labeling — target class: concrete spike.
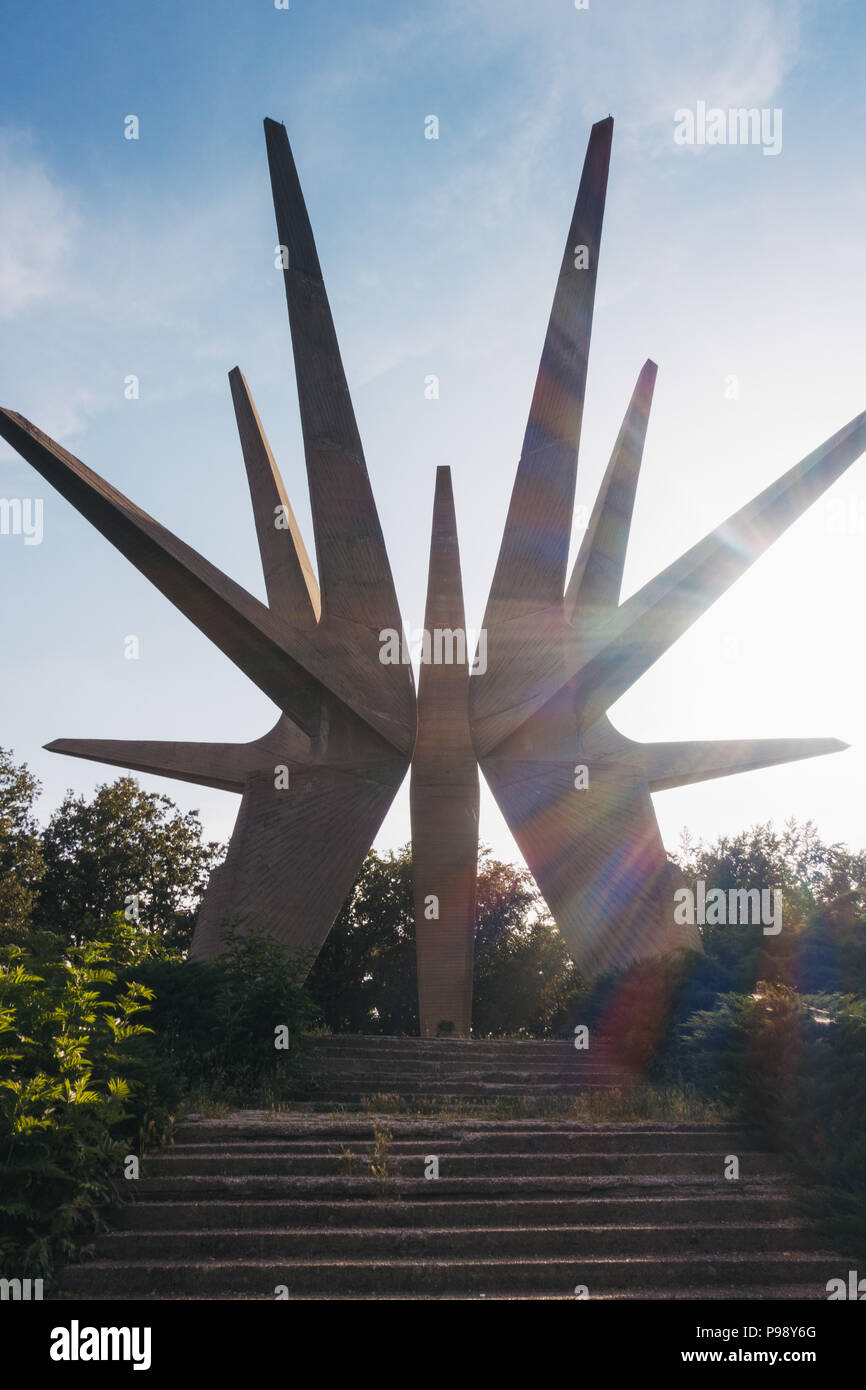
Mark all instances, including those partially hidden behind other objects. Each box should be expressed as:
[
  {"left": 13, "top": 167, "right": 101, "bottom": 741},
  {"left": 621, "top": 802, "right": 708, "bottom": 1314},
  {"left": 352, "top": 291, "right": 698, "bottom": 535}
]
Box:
[
  {"left": 486, "top": 117, "right": 612, "bottom": 621},
  {"left": 228, "top": 367, "right": 320, "bottom": 623},
  {"left": 475, "top": 407, "right": 866, "bottom": 754},
  {"left": 410, "top": 467, "right": 479, "bottom": 1038},
  {"left": 0, "top": 408, "right": 333, "bottom": 737},
  {"left": 44, "top": 738, "right": 251, "bottom": 793},
  {"left": 640, "top": 736, "right": 848, "bottom": 792},
  {"left": 566, "top": 359, "right": 656, "bottom": 624},
  {"left": 576, "top": 409, "right": 866, "bottom": 719},
  {"left": 42, "top": 715, "right": 314, "bottom": 796},
  {"left": 263, "top": 118, "right": 403, "bottom": 633},
  {"left": 0, "top": 408, "right": 417, "bottom": 753}
]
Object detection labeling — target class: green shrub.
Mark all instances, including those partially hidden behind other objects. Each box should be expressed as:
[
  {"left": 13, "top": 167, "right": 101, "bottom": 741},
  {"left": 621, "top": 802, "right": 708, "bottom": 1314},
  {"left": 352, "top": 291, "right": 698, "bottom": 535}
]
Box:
[
  {"left": 0, "top": 932, "right": 154, "bottom": 1280},
  {"left": 127, "top": 925, "right": 317, "bottom": 1109},
  {"left": 675, "top": 982, "right": 817, "bottom": 1135},
  {"left": 0, "top": 923, "right": 317, "bottom": 1281},
  {"left": 676, "top": 984, "right": 866, "bottom": 1260},
  {"left": 570, "top": 947, "right": 730, "bottom": 1071}
]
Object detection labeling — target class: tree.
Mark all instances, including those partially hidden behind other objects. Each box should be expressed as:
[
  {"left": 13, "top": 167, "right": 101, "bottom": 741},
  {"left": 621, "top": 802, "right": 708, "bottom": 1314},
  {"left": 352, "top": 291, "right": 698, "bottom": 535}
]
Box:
[
  {"left": 672, "top": 818, "right": 866, "bottom": 994},
  {"left": 675, "top": 818, "right": 866, "bottom": 918},
  {"left": 0, "top": 748, "right": 45, "bottom": 943},
  {"left": 472, "top": 856, "right": 582, "bottom": 1036},
  {"left": 305, "top": 846, "right": 582, "bottom": 1036},
  {"left": 306, "top": 847, "right": 417, "bottom": 1034},
  {"left": 34, "top": 777, "right": 223, "bottom": 952}
]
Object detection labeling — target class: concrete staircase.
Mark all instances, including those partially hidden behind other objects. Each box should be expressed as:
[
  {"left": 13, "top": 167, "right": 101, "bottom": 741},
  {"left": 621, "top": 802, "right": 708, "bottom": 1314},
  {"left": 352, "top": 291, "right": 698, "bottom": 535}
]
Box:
[
  {"left": 59, "top": 1113, "right": 840, "bottom": 1300},
  {"left": 287, "top": 1033, "right": 638, "bottom": 1104}
]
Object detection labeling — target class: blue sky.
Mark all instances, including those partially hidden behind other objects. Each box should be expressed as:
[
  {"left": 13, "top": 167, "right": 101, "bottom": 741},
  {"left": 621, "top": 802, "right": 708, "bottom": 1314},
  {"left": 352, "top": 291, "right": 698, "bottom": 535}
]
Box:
[{"left": 2, "top": 0, "right": 866, "bottom": 865}]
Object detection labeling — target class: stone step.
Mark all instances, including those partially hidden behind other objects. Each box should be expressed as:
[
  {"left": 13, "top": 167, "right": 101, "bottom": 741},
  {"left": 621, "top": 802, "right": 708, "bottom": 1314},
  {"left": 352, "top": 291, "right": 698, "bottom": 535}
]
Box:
[
  {"left": 57, "top": 1109, "right": 825, "bottom": 1302},
  {"left": 297, "top": 1056, "right": 623, "bottom": 1071},
  {"left": 143, "top": 1151, "right": 781, "bottom": 1177},
  {"left": 166, "top": 1131, "right": 758, "bottom": 1156},
  {"left": 293, "top": 1080, "right": 635, "bottom": 1093},
  {"left": 94, "top": 1221, "right": 821, "bottom": 1261},
  {"left": 299, "top": 1045, "right": 618, "bottom": 1055},
  {"left": 176, "top": 1117, "right": 743, "bottom": 1140},
  {"left": 300, "top": 1047, "right": 619, "bottom": 1058},
  {"left": 60, "top": 1251, "right": 841, "bottom": 1297},
  {"left": 299, "top": 1049, "right": 618, "bottom": 1056},
  {"left": 297, "top": 1052, "right": 621, "bottom": 1065},
  {"left": 113, "top": 1192, "right": 796, "bottom": 1230},
  {"left": 76, "top": 1283, "right": 828, "bottom": 1301},
  {"left": 297, "top": 1045, "right": 603, "bottom": 1050},
  {"left": 284, "top": 1083, "right": 636, "bottom": 1100},
  {"left": 295, "top": 1066, "right": 630, "bottom": 1081},
  {"left": 298, "top": 1043, "right": 607, "bottom": 1052},
  {"left": 135, "top": 1173, "right": 789, "bottom": 1199}
]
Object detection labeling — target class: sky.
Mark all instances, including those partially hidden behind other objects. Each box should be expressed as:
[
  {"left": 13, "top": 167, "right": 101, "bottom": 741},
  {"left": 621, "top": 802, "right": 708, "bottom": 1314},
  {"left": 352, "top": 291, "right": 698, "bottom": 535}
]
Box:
[{"left": 2, "top": 0, "right": 866, "bottom": 869}]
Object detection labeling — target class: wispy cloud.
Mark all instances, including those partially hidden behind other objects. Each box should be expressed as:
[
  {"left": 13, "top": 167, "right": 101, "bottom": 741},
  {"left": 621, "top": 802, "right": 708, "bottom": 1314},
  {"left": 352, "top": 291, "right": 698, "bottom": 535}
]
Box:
[{"left": 0, "top": 131, "right": 80, "bottom": 321}]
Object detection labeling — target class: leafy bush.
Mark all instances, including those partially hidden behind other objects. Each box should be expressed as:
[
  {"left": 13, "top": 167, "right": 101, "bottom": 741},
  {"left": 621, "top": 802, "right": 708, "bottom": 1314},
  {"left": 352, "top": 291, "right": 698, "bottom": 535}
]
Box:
[
  {"left": 570, "top": 948, "right": 727, "bottom": 1069},
  {"left": 674, "top": 982, "right": 817, "bottom": 1133},
  {"left": 676, "top": 984, "right": 866, "bottom": 1260},
  {"left": 127, "top": 925, "right": 317, "bottom": 1109},
  {"left": 0, "top": 922, "right": 317, "bottom": 1282},
  {"left": 0, "top": 932, "right": 154, "bottom": 1280}
]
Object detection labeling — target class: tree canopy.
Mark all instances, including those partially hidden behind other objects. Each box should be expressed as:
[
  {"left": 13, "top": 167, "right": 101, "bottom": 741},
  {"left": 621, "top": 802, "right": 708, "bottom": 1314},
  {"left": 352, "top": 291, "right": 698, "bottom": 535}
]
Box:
[
  {"left": 0, "top": 747, "right": 46, "bottom": 943},
  {"left": 0, "top": 752, "right": 222, "bottom": 953},
  {"left": 305, "top": 846, "right": 583, "bottom": 1036}
]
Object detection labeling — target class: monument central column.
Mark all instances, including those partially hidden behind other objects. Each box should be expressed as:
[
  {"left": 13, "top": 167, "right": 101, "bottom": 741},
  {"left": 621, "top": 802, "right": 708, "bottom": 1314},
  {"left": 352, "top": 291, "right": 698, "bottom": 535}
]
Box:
[{"left": 411, "top": 467, "right": 480, "bottom": 1038}]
